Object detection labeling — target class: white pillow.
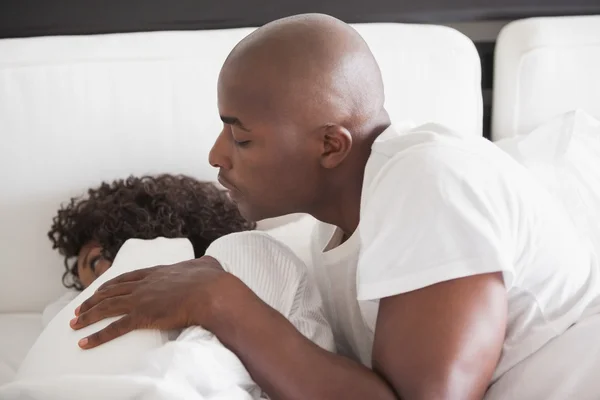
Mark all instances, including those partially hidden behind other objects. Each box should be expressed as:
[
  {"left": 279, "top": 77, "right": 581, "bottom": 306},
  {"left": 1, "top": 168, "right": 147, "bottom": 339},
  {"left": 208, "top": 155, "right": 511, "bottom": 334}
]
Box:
[
  {"left": 16, "top": 237, "right": 194, "bottom": 381},
  {"left": 496, "top": 109, "right": 600, "bottom": 255}
]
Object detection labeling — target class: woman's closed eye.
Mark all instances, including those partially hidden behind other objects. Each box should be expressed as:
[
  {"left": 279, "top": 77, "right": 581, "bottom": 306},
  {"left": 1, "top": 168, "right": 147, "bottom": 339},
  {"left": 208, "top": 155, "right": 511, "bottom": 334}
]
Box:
[
  {"left": 89, "top": 256, "right": 101, "bottom": 275},
  {"left": 77, "top": 243, "right": 111, "bottom": 288}
]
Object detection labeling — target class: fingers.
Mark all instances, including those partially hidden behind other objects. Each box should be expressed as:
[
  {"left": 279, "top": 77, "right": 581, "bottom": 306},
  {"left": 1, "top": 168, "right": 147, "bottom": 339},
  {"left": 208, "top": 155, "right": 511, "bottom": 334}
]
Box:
[
  {"left": 96, "top": 268, "right": 153, "bottom": 292},
  {"left": 77, "top": 281, "right": 138, "bottom": 316},
  {"left": 71, "top": 295, "right": 132, "bottom": 329},
  {"left": 199, "top": 256, "right": 225, "bottom": 271},
  {"left": 78, "top": 315, "right": 135, "bottom": 350}
]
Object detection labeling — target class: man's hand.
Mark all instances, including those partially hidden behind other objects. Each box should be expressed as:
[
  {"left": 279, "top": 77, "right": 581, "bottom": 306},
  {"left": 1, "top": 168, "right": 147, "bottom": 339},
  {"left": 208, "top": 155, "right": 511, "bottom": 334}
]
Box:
[{"left": 70, "top": 256, "right": 234, "bottom": 349}]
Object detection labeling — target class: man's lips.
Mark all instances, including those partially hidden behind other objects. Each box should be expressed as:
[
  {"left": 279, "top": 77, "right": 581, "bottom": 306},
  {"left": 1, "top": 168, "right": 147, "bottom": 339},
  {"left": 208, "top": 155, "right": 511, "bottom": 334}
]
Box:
[
  {"left": 217, "top": 175, "right": 234, "bottom": 190},
  {"left": 218, "top": 175, "right": 239, "bottom": 199}
]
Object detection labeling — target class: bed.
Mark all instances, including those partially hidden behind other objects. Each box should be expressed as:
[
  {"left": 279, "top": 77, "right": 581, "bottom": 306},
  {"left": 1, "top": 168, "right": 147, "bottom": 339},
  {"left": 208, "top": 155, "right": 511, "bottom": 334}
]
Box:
[
  {"left": 1, "top": 6, "right": 599, "bottom": 390},
  {"left": 0, "top": 22, "right": 482, "bottom": 384}
]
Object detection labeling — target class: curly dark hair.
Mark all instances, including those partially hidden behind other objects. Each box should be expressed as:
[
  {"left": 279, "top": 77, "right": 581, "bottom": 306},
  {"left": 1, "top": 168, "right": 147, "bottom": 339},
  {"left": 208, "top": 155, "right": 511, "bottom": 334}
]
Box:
[{"left": 48, "top": 174, "right": 255, "bottom": 290}]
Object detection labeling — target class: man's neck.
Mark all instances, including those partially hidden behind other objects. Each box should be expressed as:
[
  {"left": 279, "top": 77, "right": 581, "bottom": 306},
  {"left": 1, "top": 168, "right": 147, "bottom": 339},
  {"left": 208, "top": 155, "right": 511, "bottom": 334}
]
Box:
[
  {"left": 319, "top": 185, "right": 363, "bottom": 236},
  {"left": 311, "top": 114, "right": 391, "bottom": 235},
  {"left": 311, "top": 140, "right": 373, "bottom": 235}
]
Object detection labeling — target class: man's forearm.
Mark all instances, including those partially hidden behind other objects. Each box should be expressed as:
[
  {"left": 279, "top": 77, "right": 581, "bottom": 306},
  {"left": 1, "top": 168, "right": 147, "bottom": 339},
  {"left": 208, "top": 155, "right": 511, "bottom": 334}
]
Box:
[{"left": 205, "top": 275, "right": 398, "bottom": 400}]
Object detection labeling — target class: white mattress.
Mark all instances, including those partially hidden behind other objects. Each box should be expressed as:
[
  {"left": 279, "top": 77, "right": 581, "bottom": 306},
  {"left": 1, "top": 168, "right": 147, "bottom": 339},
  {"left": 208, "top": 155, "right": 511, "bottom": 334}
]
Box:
[{"left": 492, "top": 15, "right": 600, "bottom": 140}]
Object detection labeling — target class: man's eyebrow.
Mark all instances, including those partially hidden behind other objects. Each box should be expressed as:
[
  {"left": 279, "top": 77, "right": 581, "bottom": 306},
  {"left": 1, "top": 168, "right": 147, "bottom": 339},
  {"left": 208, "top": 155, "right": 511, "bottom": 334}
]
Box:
[{"left": 220, "top": 115, "right": 251, "bottom": 132}]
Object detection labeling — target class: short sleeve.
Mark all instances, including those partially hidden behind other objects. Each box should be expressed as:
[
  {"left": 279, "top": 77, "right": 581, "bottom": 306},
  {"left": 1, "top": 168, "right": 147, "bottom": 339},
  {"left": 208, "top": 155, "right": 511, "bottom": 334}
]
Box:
[{"left": 357, "top": 150, "right": 515, "bottom": 301}]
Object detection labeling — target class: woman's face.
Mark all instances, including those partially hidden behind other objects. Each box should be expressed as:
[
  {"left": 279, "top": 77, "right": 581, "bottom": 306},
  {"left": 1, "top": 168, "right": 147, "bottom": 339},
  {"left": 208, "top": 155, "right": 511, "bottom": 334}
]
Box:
[{"left": 77, "top": 242, "right": 112, "bottom": 288}]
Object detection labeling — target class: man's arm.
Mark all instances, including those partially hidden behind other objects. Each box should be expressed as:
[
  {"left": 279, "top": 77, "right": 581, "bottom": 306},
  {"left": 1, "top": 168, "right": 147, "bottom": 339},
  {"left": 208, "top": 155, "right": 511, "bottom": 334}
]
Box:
[
  {"left": 207, "top": 273, "right": 397, "bottom": 400},
  {"left": 207, "top": 272, "right": 506, "bottom": 400},
  {"left": 73, "top": 259, "right": 397, "bottom": 399},
  {"left": 373, "top": 272, "right": 507, "bottom": 399},
  {"left": 74, "top": 260, "right": 507, "bottom": 400}
]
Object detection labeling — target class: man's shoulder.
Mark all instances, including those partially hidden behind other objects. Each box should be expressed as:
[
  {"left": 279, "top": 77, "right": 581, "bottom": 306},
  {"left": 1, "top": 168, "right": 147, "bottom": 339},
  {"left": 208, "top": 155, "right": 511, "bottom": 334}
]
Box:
[
  {"left": 366, "top": 125, "right": 490, "bottom": 190},
  {"left": 372, "top": 123, "right": 496, "bottom": 163},
  {"left": 360, "top": 123, "right": 530, "bottom": 217}
]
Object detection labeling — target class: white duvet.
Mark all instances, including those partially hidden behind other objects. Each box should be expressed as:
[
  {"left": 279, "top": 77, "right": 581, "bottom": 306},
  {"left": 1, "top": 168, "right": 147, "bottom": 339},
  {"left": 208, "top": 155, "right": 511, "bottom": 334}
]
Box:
[
  {"left": 0, "top": 233, "right": 334, "bottom": 399},
  {"left": 0, "top": 327, "right": 261, "bottom": 400}
]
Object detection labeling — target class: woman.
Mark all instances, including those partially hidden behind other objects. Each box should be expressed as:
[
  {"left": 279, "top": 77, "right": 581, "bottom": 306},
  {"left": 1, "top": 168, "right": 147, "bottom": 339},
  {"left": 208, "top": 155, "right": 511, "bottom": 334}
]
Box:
[{"left": 4, "top": 174, "right": 333, "bottom": 400}]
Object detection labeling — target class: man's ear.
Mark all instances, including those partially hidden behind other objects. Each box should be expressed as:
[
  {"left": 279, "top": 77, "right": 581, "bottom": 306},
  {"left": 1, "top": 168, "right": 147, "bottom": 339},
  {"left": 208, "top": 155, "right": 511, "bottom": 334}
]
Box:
[{"left": 320, "top": 124, "right": 353, "bottom": 169}]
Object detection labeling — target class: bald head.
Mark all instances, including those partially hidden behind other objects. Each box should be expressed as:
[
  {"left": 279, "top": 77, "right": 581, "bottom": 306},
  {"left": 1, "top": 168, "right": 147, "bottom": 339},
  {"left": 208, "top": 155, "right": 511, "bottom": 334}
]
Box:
[
  {"left": 210, "top": 14, "right": 390, "bottom": 225},
  {"left": 219, "top": 14, "right": 387, "bottom": 133}
]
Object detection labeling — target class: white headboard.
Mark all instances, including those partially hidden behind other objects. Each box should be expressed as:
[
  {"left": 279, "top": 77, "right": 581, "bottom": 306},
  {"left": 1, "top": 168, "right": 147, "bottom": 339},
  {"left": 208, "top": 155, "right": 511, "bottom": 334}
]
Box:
[
  {"left": 492, "top": 15, "right": 600, "bottom": 141},
  {"left": 0, "top": 23, "right": 482, "bottom": 312}
]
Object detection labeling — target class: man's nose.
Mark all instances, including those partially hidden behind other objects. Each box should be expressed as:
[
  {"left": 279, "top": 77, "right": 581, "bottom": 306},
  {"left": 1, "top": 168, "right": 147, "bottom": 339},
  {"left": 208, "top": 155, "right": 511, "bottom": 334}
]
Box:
[{"left": 208, "top": 129, "right": 232, "bottom": 170}]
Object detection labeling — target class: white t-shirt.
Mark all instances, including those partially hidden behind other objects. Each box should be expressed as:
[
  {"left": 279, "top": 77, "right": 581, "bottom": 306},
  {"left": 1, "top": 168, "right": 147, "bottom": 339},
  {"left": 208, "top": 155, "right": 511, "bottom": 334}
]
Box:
[{"left": 310, "top": 123, "right": 600, "bottom": 384}]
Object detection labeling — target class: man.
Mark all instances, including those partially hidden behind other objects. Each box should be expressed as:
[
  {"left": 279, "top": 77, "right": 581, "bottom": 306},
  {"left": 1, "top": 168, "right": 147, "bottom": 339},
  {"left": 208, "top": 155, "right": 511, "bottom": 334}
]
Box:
[{"left": 71, "top": 14, "right": 600, "bottom": 399}]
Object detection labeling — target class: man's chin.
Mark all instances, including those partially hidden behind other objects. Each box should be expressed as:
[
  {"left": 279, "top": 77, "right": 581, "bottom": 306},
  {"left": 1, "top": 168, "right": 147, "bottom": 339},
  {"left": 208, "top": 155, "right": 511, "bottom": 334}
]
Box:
[
  {"left": 230, "top": 196, "right": 297, "bottom": 224},
  {"left": 234, "top": 200, "right": 259, "bottom": 223},
  {"left": 237, "top": 202, "right": 286, "bottom": 225}
]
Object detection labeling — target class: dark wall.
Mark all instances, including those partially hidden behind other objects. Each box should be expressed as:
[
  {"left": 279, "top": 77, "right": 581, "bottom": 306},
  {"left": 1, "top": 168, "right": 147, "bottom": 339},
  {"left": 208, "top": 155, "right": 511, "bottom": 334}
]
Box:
[{"left": 1, "top": 0, "right": 598, "bottom": 39}]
